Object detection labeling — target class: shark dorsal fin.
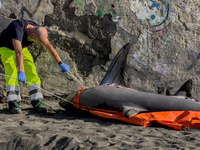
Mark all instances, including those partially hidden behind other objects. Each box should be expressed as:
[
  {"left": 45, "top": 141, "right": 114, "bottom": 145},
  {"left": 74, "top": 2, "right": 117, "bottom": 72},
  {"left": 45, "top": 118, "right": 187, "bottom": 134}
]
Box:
[{"left": 100, "top": 43, "right": 130, "bottom": 85}]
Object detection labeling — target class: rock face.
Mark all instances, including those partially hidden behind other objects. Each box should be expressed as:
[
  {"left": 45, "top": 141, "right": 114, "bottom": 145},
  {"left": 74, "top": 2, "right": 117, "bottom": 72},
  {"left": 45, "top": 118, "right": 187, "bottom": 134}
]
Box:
[{"left": 1, "top": 0, "right": 200, "bottom": 99}]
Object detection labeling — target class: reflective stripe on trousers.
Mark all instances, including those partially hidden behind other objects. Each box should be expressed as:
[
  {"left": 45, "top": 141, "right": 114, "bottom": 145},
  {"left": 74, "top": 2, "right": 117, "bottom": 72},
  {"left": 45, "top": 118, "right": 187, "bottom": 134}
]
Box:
[
  {"left": 6, "top": 85, "right": 21, "bottom": 102},
  {"left": 0, "top": 47, "right": 43, "bottom": 102},
  {"left": 29, "top": 84, "right": 43, "bottom": 101}
]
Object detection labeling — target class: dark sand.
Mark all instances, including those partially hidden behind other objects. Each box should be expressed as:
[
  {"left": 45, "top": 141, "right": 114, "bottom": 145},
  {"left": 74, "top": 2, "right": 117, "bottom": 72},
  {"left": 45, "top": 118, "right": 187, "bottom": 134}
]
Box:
[{"left": 0, "top": 99, "right": 200, "bottom": 150}]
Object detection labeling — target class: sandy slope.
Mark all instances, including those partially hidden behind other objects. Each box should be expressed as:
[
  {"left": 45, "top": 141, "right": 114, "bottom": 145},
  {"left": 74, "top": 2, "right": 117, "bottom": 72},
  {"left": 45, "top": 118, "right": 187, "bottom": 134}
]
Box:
[{"left": 0, "top": 99, "right": 200, "bottom": 150}]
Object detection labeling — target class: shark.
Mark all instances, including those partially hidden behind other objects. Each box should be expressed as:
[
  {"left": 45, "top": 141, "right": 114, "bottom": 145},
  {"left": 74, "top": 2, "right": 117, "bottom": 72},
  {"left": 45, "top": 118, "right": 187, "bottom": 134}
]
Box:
[{"left": 59, "top": 43, "right": 200, "bottom": 118}]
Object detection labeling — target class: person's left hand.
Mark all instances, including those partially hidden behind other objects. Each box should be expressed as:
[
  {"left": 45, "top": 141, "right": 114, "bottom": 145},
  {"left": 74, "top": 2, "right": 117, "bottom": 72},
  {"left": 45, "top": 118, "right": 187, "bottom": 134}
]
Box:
[
  {"left": 59, "top": 63, "right": 70, "bottom": 73},
  {"left": 18, "top": 71, "right": 26, "bottom": 83}
]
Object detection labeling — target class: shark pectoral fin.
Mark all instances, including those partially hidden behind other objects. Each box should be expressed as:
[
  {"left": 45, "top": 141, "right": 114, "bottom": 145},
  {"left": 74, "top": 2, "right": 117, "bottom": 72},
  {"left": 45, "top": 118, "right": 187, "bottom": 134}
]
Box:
[
  {"left": 123, "top": 106, "right": 147, "bottom": 118},
  {"left": 123, "top": 109, "right": 141, "bottom": 118}
]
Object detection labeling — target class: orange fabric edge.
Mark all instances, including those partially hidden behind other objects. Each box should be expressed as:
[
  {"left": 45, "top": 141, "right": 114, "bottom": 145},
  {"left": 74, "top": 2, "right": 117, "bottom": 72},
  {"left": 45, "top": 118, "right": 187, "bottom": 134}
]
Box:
[{"left": 72, "top": 87, "right": 85, "bottom": 104}]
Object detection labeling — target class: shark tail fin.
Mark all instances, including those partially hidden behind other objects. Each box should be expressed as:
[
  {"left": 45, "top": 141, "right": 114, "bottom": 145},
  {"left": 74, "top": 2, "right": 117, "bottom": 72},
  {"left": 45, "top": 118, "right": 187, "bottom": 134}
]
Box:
[
  {"left": 173, "top": 79, "right": 199, "bottom": 102},
  {"left": 174, "top": 79, "right": 192, "bottom": 97}
]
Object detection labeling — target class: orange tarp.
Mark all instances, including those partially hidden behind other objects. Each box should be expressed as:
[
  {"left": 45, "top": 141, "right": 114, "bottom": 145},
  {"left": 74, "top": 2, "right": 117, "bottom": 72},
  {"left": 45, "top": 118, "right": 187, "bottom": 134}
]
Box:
[
  {"left": 90, "top": 110, "right": 200, "bottom": 130},
  {"left": 73, "top": 88, "right": 200, "bottom": 130}
]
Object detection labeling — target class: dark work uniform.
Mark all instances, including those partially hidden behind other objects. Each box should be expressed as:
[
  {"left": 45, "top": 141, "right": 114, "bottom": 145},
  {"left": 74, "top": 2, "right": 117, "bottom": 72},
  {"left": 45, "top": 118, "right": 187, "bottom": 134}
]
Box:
[{"left": 0, "top": 19, "right": 39, "bottom": 50}]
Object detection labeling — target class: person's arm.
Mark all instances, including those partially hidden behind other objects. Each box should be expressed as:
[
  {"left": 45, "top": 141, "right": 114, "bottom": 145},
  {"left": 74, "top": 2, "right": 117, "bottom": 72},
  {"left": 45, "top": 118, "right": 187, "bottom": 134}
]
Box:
[
  {"left": 41, "top": 39, "right": 70, "bottom": 73},
  {"left": 12, "top": 39, "right": 24, "bottom": 71},
  {"left": 40, "top": 39, "right": 62, "bottom": 63},
  {"left": 12, "top": 38, "right": 26, "bottom": 83}
]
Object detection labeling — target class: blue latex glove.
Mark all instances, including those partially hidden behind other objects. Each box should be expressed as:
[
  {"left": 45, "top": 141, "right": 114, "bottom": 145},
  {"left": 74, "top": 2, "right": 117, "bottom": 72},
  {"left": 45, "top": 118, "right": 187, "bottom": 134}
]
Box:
[
  {"left": 18, "top": 71, "right": 26, "bottom": 83},
  {"left": 59, "top": 63, "right": 70, "bottom": 73}
]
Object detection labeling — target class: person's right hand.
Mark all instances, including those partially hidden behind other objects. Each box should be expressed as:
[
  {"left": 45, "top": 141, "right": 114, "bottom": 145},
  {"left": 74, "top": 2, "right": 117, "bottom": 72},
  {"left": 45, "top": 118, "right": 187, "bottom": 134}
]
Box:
[
  {"left": 59, "top": 63, "right": 70, "bottom": 73},
  {"left": 18, "top": 71, "right": 26, "bottom": 83}
]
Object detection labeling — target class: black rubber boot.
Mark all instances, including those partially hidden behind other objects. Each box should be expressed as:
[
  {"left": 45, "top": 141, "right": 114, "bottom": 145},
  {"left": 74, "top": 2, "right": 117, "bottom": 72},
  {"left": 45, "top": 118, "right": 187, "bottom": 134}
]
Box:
[
  {"left": 31, "top": 100, "right": 47, "bottom": 113},
  {"left": 8, "top": 101, "right": 22, "bottom": 114}
]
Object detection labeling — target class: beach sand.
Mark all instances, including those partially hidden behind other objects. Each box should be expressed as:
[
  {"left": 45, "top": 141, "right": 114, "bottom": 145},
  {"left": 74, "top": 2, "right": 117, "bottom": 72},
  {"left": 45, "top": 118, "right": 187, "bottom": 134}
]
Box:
[{"left": 0, "top": 99, "right": 200, "bottom": 150}]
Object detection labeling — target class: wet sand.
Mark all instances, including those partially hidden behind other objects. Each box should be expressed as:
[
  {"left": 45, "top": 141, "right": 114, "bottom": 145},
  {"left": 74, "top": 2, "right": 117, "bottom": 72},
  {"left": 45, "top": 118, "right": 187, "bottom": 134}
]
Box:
[{"left": 0, "top": 99, "right": 200, "bottom": 150}]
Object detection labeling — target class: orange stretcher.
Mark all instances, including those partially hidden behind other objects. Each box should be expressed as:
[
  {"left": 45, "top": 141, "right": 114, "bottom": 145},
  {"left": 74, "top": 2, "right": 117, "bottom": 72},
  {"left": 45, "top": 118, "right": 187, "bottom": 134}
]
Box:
[{"left": 73, "top": 87, "right": 200, "bottom": 131}]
